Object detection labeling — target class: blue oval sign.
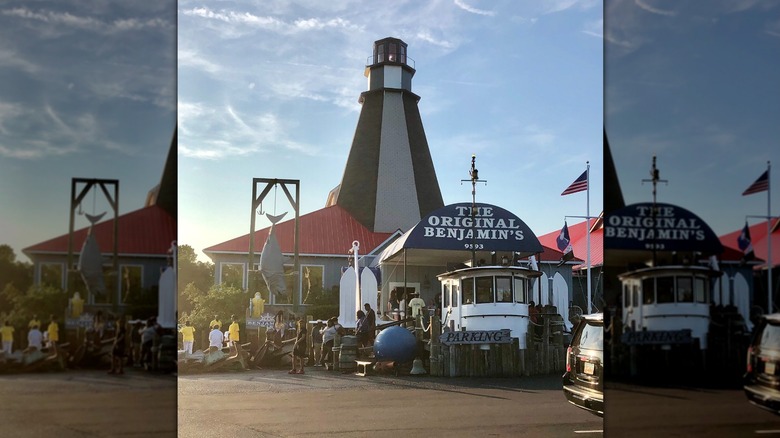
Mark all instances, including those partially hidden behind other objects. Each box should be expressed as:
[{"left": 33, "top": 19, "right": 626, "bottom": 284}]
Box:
[
  {"left": 403, "top": 203, "right": 543, "bottom": 254},
  {"left": 604, "top": 203, "right": 723, "bottom": 253}
]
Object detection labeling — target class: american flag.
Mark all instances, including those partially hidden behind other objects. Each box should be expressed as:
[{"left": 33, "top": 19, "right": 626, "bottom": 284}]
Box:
[
  {"left": 742, "top": 170, "right": 769, "bottom": 196},
  {"left": 561, "top": 170, "right": 587, "bottom": 196}
]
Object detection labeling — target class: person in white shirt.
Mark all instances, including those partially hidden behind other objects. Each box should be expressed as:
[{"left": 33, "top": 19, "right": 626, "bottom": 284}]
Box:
[
  {"left": 27, "top": 325, "right": 43, "bottom": 351},
  {"left": 320, "top": 318, "right": 338, "bottom": 366},
  {"left": 208, "top": 325, "right": 223, "bottom": 353},
  {"left": 409, "top": 293, "right": 427, "bottom": 318}
]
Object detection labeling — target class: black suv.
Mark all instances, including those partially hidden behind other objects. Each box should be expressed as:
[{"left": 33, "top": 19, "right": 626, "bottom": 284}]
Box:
[
  {"left": 745, "top": 313, "right": 780, "bottom": 414},
  {"left": 563, "top": 312, "right": 603, "bottom": 417}
]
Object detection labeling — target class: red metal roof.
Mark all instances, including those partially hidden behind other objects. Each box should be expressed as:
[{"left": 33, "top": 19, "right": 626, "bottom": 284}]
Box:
[
  {"left": 23, "top": 204, "right": 175, "bottom": 257},
  {"left": 203, "top": 205, "right": 395, "bottom": 257},
  {"left": 720, "top": 218, "right": 779, "bottom": 268},
  {"left": 538, "top": 218, "right": 602, "bottom": 269}
]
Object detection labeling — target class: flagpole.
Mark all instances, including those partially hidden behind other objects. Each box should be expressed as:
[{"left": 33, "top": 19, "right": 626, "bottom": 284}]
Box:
[
  {"left": 586, "top": 161, "right": 592, "bottom": 314},
  {"left": 768, "top": 161, "right": 772, "bottom": 313}
]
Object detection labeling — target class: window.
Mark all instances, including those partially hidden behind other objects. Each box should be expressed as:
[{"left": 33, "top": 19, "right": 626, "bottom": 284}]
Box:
[
  {"left": 452, "top": 283, "right": 459, "bottom": 307},
  {"left": 476, "top": 277, "right": 494, "bottom": 303},
  {"left": 694, "top": 277, "right": 707, "bottom": 303},
  {"left": 443, "top": 283, "right": 450, "bottom": 307},
  {"left": 496, "top": 277, "right": 512, "bottom": 303},
  {"left": 677, "top": 277, "right": 694, "bottom": 302},
  {"left": 377, "top": 44, "right": 384, "bottom": 63},
  {"left": 120, "top": 265, "right": 143, "bottom": 304},
  {"left": 461, "top": 277, "right": 474, "bottom": 305},
  {"left": 220, "top": 263, "right": 245, "bottom": 290},
  {"left": 624, "top": 284, "right": 630, "bottom": 307},
  {"left": 656, "top": 276, "right": 674, "bottom": 303},
  {"left": 301, "top": 265, "right": 324, "bottom": 305},
  {"left": 642, "top": 279, "right": 654, "bottom": 304},
  {"left": 388, "top": 43, "right": 397, "bottom": 62},
  {"left": 40, "top": 263, "right": 64, "bottom": 291},
  {"left": 514, "top": 277, "right": 527, "bottom": 303}
]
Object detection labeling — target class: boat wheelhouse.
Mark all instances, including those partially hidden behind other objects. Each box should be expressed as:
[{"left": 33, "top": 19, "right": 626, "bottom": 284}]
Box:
[
  {"left": 438, "top": 265, "right": 542, "bottom": 349},
  {"left": 619, "top": 265, "right": 720, "bottom": 349}
]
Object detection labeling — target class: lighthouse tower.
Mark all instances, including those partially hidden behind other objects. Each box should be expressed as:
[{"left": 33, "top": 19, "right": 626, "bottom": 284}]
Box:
[{"left": 328, "top": 37, "right": 444, "bottom": 233}]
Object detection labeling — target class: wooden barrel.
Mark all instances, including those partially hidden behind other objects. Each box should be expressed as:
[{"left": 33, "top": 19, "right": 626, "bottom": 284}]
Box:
[{"left": 339, "top": 335, "right": 357, "bottom": 371}]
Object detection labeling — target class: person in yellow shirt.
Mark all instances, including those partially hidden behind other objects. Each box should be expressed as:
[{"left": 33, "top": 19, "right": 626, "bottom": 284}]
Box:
[
  {"left": 179, "top": 320, "right": 195, "bottom": 356},
  {"left": 47, "top": 315, "right": 59, "bottom": 354},
  {"left": 209, "top": 315, "right": 222, "bottom": 330},
  {"left": 1, "top": 320, "right": 15, "bottom": 355},
  {"left": 28, "top": 314, "right": 41, "bottom": 330},
  {"left": 228, "top": 315, "right": 240, "bottom": 357}
]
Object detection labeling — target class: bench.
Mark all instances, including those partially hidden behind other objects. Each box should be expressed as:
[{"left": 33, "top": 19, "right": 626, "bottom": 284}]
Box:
[{"left": 355, "top": 360, "right": 374, "bottom": 376}]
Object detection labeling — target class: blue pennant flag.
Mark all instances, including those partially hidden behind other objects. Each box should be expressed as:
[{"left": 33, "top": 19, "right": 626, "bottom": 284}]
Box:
[
  {"left": 556, "top": 222, "right": 574, "bottom": 266},
  {"left": 737, "top": 222, "right": 755, "bottom": 262}
]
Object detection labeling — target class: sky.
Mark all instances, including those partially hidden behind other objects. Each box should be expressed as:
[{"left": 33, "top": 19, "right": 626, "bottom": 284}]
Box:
[
  {"left": 0, "top": 1, "right": 177, "bottom": 263},
  {"left": 178, "top": 0, "right": 604, "bottom": 262},
  {"left": 606, "top": 0, "right": 780, "bottom": 238}
]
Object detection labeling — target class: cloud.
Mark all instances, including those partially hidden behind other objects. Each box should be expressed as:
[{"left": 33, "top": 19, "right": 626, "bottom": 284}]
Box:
[
  {"left": 453, "top": 0, "right": 495, "bottom": 17},
  {"left": 181, "top": 7, "right": 362, "bottom": 36},
  {"left": 0, "top": 45, "right": 39, "bottom": 73},
  {"left": 582, "top": 18, "right": 603, "bottom": 39},
  {"left": 766, "top": 19, "right": 780, "bottom": 38},
  {"left": 634, "top": 0, "right": 677, "bottom": 17},
  {"left": 0, "top": 7, "right": 172, "bottom": 35},
  {"left": 178, "top": 101, "right": 319, "bottom": 160}
]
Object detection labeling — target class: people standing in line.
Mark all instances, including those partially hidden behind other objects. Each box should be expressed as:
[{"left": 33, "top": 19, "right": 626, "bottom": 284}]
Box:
[
  {"left": 208, "top": 324, "right": 223, "bottom": 354},
  {"left": 355, "top": 310, "right": 369, "bottom": 352},
  {"left": 26, "top": 324, "right": 43, "bottom": 352},
  {"left": 364, "top": 303, "right": 376, "bottom": 346},
  {"left": 47, "top": 315, "right": 59, "bottom": 355},
  {"left": 94, "top": 310, "right": 105, "bottom": 343},
  {"left": 28, "top": 314, "right": 41, "bottom": 331},
  {"left": 311, "top": 320, "right": 324, "bottom": 366},
  {"left": 409, "top": 292, "right": 426, "bottom": 319},
  {"left": 140, "top": 318, "right": 156, "bottom": 370},
  {"left": 320, "top": 319, "right": 337, "bottom": 367},
  {"left": 1, "top": 320, "right": 14, "bottom": 355},
  {"left": 109, "top": 315, "right": 127, "bottom": 375},
  {"left": 179, "top": 320, "right": 195, "bottom": 356},
  {"left": 209, "top": 315, "right": 222, "bottom": 331},
  {"left": 274, "top": 310, "right": 286, "bottom": 342},
  {"left": 389, "top": 289, "right": 400, "bottom": 321},
  {"left": 290, "top": 318, "right": 307, "bottom": 374},
  {"left": 398, "top": 291, "right": 407, "bottom": 321},
  {"left": 228, "top": 315, "right": 240, "bottom": 357}
]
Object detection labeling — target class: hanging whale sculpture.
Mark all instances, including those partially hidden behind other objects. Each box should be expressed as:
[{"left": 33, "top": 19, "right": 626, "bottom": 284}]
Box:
[
  {"left": 259, "top": 213, "right": 288, "bottom": 299},
  {"left": 78, "top": 212, "right": 106, "bottom": 296}
]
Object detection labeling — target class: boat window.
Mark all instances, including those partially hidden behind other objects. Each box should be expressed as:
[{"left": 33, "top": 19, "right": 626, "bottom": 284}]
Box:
[
  {"left": 677, "top": 277, "right": 694, "bottom": 302},
  {"left": 515, "top": 277, "right": 526, "bottom": 303},
  {"left": 452, "top": 283, "right": 459, "bottom": 307},
  {"left": 496, "top": 276, "right": 512, "bottom": 303},
  {"left": 443, "top": 283, "right": 450, "bottom": 308},
  {"left": 623, "top": 284, "right": 630, "bottom": 307},
  {"left": 476, "top": 276, "right": 494, "bottom": 303},
  {"left": 461, "top": 277, "right": 474, "bottom": 305},
  {"left": 641, "top": 279, "right": 653, "bottom": 304},
  {"left": 694, "top": 277, "right": 706, "bottom": 303},
  {"left": 656, "top": 276, "right": 674, "bottom": 303}
]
